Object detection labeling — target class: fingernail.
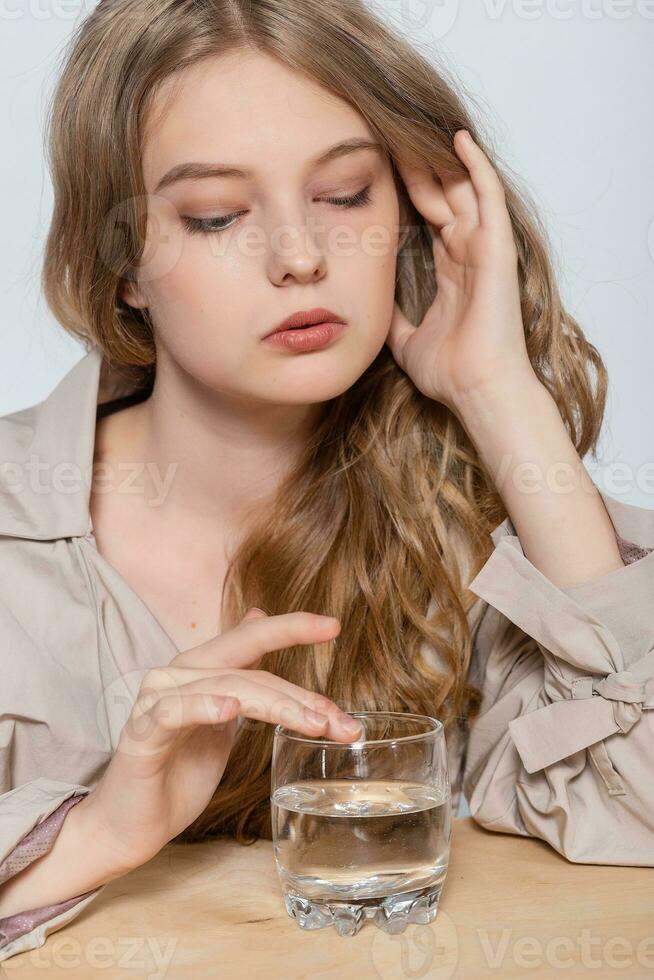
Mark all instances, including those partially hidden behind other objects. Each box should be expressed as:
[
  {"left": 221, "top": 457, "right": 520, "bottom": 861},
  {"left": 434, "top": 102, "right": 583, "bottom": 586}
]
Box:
[
  {"left": 341, "top": 715, "right": 363, "bottom": 734},
  {"left": 305, "top": 708, "right": 328, "bottom": 726}
]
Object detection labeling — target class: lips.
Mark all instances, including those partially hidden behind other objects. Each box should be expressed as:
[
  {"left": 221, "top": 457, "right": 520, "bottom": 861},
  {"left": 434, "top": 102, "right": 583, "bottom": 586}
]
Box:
[{"left": 264, "top": 307, "right": 346, "bottom": 337}]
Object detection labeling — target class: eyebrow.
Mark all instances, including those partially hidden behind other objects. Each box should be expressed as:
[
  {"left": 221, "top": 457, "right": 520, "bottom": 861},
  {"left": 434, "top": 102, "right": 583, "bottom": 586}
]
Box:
[{"left": 153, "top": 137, "right": 385, "bottom": 193}]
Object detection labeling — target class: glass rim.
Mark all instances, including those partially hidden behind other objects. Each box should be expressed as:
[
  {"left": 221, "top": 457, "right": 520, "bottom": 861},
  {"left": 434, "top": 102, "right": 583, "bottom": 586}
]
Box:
[{"left": 273, "top": 710, "right": 444, "bottom": 746}]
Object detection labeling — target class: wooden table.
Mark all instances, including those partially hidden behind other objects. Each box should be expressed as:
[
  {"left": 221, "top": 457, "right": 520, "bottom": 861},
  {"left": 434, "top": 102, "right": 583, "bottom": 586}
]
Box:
[{"left": 4, "top": 818, "right": 653, "bottom": 979}]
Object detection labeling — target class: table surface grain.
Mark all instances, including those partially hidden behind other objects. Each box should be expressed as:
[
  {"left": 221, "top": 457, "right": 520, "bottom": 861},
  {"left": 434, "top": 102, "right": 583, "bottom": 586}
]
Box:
[{"left": 4, "top": 818, "right": 653, "bottom": 979}]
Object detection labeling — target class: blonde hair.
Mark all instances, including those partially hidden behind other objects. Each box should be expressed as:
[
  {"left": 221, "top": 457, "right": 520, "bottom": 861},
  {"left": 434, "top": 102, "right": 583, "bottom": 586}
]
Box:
[{"left": 42, "top": 0, "right": 607, "bottom": 843}]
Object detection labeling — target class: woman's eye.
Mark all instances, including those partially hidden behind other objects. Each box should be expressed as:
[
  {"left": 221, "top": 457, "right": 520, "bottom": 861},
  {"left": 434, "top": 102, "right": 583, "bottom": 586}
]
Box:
[
  {"left": 321, "top": 184, "right": 373, "bottom": 209},
  {"left": 182, "top": 184, "right": 373, "bottom": 236},
  {"left": 183, "top": 212, "right": 245, "bottom": 235}
]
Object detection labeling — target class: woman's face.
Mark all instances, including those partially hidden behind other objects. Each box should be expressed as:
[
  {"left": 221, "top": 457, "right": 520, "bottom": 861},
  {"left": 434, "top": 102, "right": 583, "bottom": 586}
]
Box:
[{"left": 125, "top": 48, "right": 402, "bottom": 407}]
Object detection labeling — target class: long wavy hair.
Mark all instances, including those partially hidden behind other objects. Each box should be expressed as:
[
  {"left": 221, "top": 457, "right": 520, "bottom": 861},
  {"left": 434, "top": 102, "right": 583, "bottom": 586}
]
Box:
[{"left": 41, "top": 0, "right": 607, "bottom": 843}]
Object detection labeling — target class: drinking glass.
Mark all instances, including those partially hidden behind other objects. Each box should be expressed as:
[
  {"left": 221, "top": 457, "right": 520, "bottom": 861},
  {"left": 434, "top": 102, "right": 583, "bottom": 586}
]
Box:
[{"left": 271, "top": 710, "right": 452, "bottom": 937}]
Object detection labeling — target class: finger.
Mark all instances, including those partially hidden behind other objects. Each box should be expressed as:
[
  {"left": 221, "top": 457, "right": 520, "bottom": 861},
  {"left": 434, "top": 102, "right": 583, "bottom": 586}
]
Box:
[
  {"left": 438, "top": 169, "right": 480, "bottom": 227},
  {"left": 166, "top": 673, "right": 363, "bottom": 742},
  {"left": 396, "top": 160, "right": 454, "bottom": 229},
  {"left": 452, "top": 129, "right": 510, "bottom": 232},
  {"left": 173, "top": 611, "right": 342, "bottom": 671},
  {"left": 241, "top": 606, "right": 268, "bottom": 622},
  {"left": 137, "top": 664, "right": 351, "bottom": 735},
  {"left": 129, "top": 690, "right": 241, "bottom": 754},
  {"left": 240, "top": 607, "right": 268, "bottom": 667},
  {"left": 385, "top": 301, "right": 418, "bottom": 373}
]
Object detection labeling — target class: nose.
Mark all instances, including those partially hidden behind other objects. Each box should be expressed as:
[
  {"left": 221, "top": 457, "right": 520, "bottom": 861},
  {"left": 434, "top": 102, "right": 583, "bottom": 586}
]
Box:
[{"left": 266, "top": 219, "right": 327, "bottom": 286}]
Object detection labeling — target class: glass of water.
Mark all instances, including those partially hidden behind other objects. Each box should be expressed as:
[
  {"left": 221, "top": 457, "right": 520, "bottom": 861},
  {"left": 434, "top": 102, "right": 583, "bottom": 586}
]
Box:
[{"left": 271, "top": 711, "right": 451, "bottom": 937}]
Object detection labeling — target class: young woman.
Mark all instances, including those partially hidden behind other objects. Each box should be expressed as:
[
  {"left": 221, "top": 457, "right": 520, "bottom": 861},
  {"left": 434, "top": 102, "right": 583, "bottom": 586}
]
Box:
[{"left": 1, "top": 0, "right": 653, "bottom": 961}]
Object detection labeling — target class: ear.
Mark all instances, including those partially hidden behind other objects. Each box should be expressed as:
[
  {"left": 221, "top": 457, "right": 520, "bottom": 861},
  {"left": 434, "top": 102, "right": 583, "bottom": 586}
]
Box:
[{"left": 117, "top": 277, "right": 148, "bottom": 310}]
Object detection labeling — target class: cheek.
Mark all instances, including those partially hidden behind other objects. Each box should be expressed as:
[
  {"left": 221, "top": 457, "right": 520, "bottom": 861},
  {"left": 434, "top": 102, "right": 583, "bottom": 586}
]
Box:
[
  {"left": 145, "top": 233, "right": 241, "bottom": 322},
  {"left": 351, "top": 192, "right": 401, "bottom": 279},
  {"left": 359, "top": 217, "right": 400, "bottom": 343},
  {"left": 140, "top": 235, "right": 249, "bottom": 368},
  {"left": 347, "top": 203, "right": 399, "bottom": 299},
  {"left": 140, "top": 198, "right": 239, "bottom": 306}
]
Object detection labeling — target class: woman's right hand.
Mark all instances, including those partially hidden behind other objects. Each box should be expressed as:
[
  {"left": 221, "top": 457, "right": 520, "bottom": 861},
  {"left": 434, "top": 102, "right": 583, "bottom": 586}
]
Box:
[{"left": 74, "top": 608, "right": 363, "bottom": 874}]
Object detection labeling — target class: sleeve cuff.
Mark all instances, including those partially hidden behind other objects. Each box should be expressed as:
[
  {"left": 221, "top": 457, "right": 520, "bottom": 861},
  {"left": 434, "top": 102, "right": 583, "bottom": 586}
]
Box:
[
  {"left": 0, "top": 793, "right": 88, "bottom": 883},
  {"left": 0, "top": 789, "right": 100, "bottom": 956},
  {"left": 467, "top": 490, "right": 654, "bottom": 775}
]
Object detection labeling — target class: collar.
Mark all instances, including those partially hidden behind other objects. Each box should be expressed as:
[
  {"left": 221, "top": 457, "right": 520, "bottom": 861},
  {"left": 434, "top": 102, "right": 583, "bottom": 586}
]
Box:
[{"left": 0, "top": 345, "right": 147, "bottom": 541}]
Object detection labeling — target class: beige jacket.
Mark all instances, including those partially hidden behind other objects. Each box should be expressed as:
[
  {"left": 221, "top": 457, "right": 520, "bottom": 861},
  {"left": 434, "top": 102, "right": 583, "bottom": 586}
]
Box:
[{"left": 1, "top": 346, "right": 653, "bottom": 960}]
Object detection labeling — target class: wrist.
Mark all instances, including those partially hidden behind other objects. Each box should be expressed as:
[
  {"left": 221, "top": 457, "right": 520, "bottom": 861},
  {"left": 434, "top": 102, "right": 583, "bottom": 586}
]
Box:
[
  {"left": 453, "top": 372, "right": 550, "bottom": 434},
  {"left": 0, "top": 794, "right": 133, "bottom": 919},
  {"left": 69, "top": 791, "right": 149, "bottom": 878}
]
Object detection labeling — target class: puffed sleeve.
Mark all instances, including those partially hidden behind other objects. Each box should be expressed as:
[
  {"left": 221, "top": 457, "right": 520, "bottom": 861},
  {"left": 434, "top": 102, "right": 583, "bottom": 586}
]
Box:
[
  {"left": 0, "top": 780, "right": 109, "bottom": 961},
  {"left": 461, "top": 487, "right": 654, "bottom": 866}
]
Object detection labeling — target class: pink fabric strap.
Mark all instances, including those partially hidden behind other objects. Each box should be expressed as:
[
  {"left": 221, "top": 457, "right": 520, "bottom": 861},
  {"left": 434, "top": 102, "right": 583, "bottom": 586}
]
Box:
[
  {"left": 0, "top": 793, "right": 97, "bottom": 948},
  {"left": 616, "top": 534, "right": 653, "bottom": 565}
]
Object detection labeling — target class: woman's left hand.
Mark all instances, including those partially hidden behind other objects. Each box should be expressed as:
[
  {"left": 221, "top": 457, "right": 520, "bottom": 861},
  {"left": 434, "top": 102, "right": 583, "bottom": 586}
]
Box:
[{"left": 386, "top": 129, "right": 536, "bottom": 417}]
